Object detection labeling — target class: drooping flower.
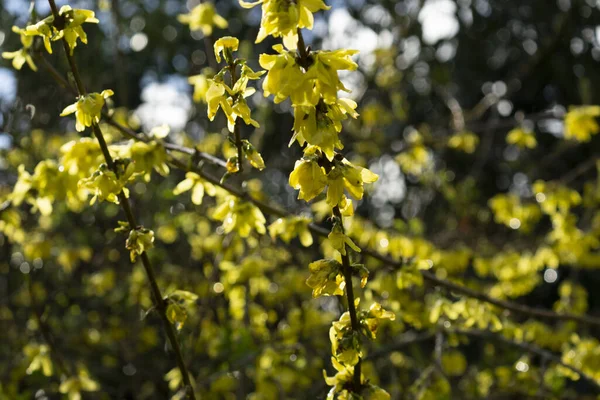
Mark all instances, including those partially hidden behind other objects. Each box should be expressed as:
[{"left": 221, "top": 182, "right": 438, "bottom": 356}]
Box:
[
  {"left": 188, "top": 68, "right": 214, "bottom": 103},
  {"left": 213, "top": 36, "right": 239, "bottom": 63},
  {"left": 564, "top": 105, "right": 600, "bottom": 142},
  {"left": 289, "top": 146, "right": 327, "bottom": 202},
  {"left": 268, "top": 216, "right": 313, "bottom": 246},
  {"left": 58, "top": 6, "right": 100, "bottom": 54},
  {"left": 305, "top": 259, "right": 345, "bottom": 297},
  {"left": 448, "top": 131, "right": 479, "bottom": 153},
  {"left": 178, "top": 2, "right": 228, "bottom": 36},
  {"left": 239, "top": 0, "right": 330, "bottom": 49},
  {"left": 2, "top": 26, "right": 37, "bottom": 71},
  {"left": 328, "top": 224, "right": 361, "bottom": 256},
  {"left": 291, "top": 98, "right": 358, "bottom": 160},
  {"left": 60, "top": 90, "right": 114, "bottom": 132},
  {"left": 506, "top": 127, "right": 537, "bottom": 149},
  {"left": 126, "top": 227, "right": 155, "bottom": 262},
  {"left": 206, "top": 64, "right": 263, "bottom": 132},
  {"left": 212, "top": 196, "right": 266, "bottom": 237},
  {"left": 173, "top": 172, "right": 216, "bottom": 205},
  {"left": 325, "top": 158, "right": 379, "bottom": 208},
  {"left": 259, "top": 45, "right": 358, "bottom": 107}
]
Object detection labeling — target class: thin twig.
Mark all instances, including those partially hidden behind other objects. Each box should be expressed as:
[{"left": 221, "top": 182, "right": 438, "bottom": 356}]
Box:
[{"left": 46, "top": 1, "right": 196, "bottom": 397}]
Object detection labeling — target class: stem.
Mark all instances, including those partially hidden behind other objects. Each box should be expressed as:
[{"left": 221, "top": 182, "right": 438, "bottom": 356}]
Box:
[
  {"left": 332, "top": 206, "right": 362, "bottom": 391},
  {"left": 228, "top": 61, "right": 244, "bottom": 173},
  {"left": 46, "top": 1, "right": 196, "bottom": 398}
]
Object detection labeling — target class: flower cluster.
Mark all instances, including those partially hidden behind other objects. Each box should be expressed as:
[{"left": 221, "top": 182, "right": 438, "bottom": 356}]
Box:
[{"left": 24, "top": 5, "right": 99, "bottom": 55}]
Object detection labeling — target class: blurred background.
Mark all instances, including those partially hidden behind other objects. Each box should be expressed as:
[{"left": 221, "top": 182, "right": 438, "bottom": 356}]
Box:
[{"left": 2, "top": 0, "right": 600, "bottom": 398}]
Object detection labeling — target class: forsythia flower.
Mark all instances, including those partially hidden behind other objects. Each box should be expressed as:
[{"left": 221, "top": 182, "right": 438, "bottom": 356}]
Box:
[
  {"left": 206, "top": 65, "right": 263, "bottom": 132},
  {"left": 326, "top": 158, "right": 379, "bottom": 208},
  {"left": 328, "top": 225, "right": 361, "bottom": 256},
  {"left": 26, "top": 6, "right": 99, "bottom": 55},
  {"left": 308, "top": 49, "right": 359, "bottom": 104},
  {"left": 188, "top": 68, "right": 214, "bottom": 103},
  {"left": 113, "top": 140, "right": 170, "bottom": 182},
  {"left": 564, "top": 105, "right": 600, "bottom": 142},
  {"left": 24, "top": 344, "right": 53, "bottom": 376},
  {"left": 212, "top": 196, "right": 266, "bottom": 237},
  {"left": 126, "top": 227, "right": 155, "bottom": 262},
  {"left": 259, "top": 46, "right": 358, "bottom": 106},
  {"left": 289, "top": 146, "right": 327, "bottom": 202},
  {"left": 360, "top": 302, "right": 395, "bottom": 339},
  {"left": 58, "top": 6, "right": 100, "bottom": 54},
  {"left": 60, "top": 90, "right": 114, "bottom": 132},
  {"left": 25, "top": 19, "right": 54, "bottom": 54},
  {"left": 164, "top": 290, "right": 198, "bottom": 330},
  {"left": 239, "top": 0, "right": 330, "bottom": 49},
  {"left": 173, "top": 172, "right": 216, "bottom": 205},
  {"left": 78, "top": 162, "right": 136, "bottom": 205},
  {"left": 60, "top": 138, "right": 103, "bottom": 176},
  {"left": 329, "top": 312, "right": 361, "bottom": 366},
  {"left": 268, "top": 216, "right": 313, "bottom": 246},
  {"left": 448, "top": 131, "right": 479, "bottom": 153},
  {"left": 292, "top": 98, "right": 358, "bottom": 160},
  {"left": 305, "top": 259, "right": 345, "bottom": 297},
  {"left": 259, "top": 45, "right": 308, "bottom": 104},
  {"left": 59, "top": 369, "right": 99, "bottom": 400},
  {"left": 506, "top": 127, "right": 537, "bottom": 149},
  {"left": 324, "top": 357, "right": 355, "bottom": 400},
  {"left": 178, "top": 2, "right": 228, "bottom": 36},
  {"left": 2, "top": 26, "right": 36, "bottom": 71},
  {"left": 213, "top": 36, "right": 239, "bottom": 63}
]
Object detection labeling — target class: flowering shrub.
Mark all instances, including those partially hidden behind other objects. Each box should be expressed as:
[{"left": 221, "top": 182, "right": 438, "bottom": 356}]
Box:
[{"left": 2, "top": 1, "right": 600, "bottom": 399}]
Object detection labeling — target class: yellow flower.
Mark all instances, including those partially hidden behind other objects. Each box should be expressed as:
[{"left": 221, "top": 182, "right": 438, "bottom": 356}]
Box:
[
  {"left": 361, "top": 302, "right": 395, "bottom": 339},
  {"left": 173, "top": 172, "right": 216, "bottom": 205},
  {"left": 212, "top": 196, "right": 266, "bottom": 237},
  {"left": 259, "top": 46, "right": 358, "bottom": 106},
  {"left": 564, "top": 105, "right": 600, "bottom": 142},
  {"left": 60, "top": 90, "right": 114, "bottom": 132},
  {"left": 328, "top": 225, "right": 361, "bottom": 256},
  {"left": 178, "top": 3, "right": 228, "bottom": 36},
  {"left": 213, "top": 36, "right": 239, "bottom": 63},
  {"left": 78, "top": 162, "right": 136, "bottom": 205},
  {"left": 57, "top": 6, "right": 99, "bottom": 55},
  {"left": 448, "top": 131, "right": 479, "bottom": 153},
  {"left": 2, "top": 48, "right": 37, "bottom": 71},
  {"left": 329, "top": 312, "right": 361, "bottom": 366},
  {"left": 325, "top": 158, "right": 379, "bottom": 207},
  {"left": 188, "top": 68, "right": 214, "bottom": 103},
  {"left": 239, "top": 0, "right": 330, "bottom": 49},
  {"left": 25, "top": 19, "right": 54, "bottom": 54},
  {"left": 292, "top": 98, "right": 358, "bottom": 160},
  {"left": 259, "top": 44, "right": 315, "bottom": 104},
  {"left": 59, "top": 369, "right": 99, "bottom": 400},
  {"left": 307, "top": 49, "right": 359, "bottom": 104},
  {"left": 323, "top": 357, "right": 355, "bottom": 400},
  {"left": 2, "top": 26, "right": 36, "bottom": 71},
  {"left": 506, "top": 127, "right": 537, "bottom": 149},
  {"left": 24, "top": 344, "right": 53, "bottom": 377},
  {"left": 268, "top": 216, "right": 313, "bottom": 246},
  {"left": 126, "top": 227, "right": 155, "bottom": 262},
  {"left": 306, "top": 259, "right": 345, "bottom": 297},
  {"left": 289, "top": 147, "right": 327, "bottom": 202},
  {"left": 113, "top": 140, "right": 170, "bottom": 182},
  {"left": 206, "top": 67, "right": 263, "bottom": 132}
]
